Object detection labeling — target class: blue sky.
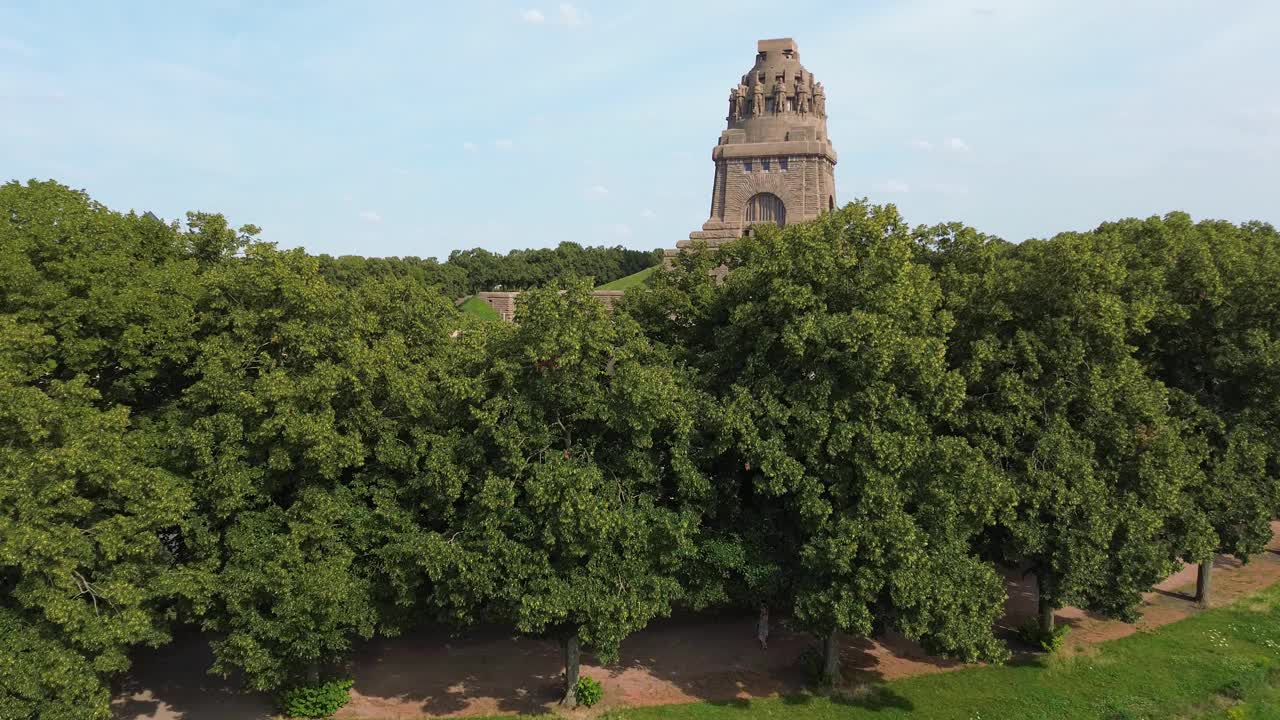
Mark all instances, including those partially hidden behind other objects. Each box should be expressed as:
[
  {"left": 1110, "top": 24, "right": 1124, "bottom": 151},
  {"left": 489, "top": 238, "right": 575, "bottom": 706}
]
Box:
[{"left": 2, "top": 1, "right": 1277, "bottom": 259}]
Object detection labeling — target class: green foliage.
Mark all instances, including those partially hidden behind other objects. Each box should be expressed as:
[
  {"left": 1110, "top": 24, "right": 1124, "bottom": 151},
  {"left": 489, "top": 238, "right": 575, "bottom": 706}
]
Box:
[
  {"left": 7, "top": 178, "right": 1280, "bottom": 712},
  {"left": 919, "top": 219, "right": 1209, "bottom": 623},
  {"left": 167, "top": 242, "right": 469, "bottom": 689},
  {"left": 1, "top": 181, "right": 198, "bottom": 699},
  {"left": 575, "top": 675, "right": 604, "bottom": 707},
  {"left": 447, "top": 242, "right": 661, "bottom": 294},
  {"left": 1120, "top": 213, "right": 1280, "bottom": 565},
  {"left": 1015, "top": 619, "right": 1071, "bottom": 653},
  {"left": 314, "top": 244, "right": 660, "bottom": 299},
  {"left": 315, "top": 253, "right": 466, "bottom": 298},
  {"left": 630, "top": 202, "right": 1012, "bottom": 664},
  {"left": 0, "top": 609, "right": 112, "bottom": 720},
  {"left": 459, "top": 278, "right": 704, "bottom": 663},
  {"left": 278, "top": 677, "right": 354, "bottom": 718}
]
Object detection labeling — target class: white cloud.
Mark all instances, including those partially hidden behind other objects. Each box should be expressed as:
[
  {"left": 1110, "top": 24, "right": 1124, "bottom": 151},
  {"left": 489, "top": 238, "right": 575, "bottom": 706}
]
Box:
[
  {"left": 358, "top": 210, "right": 383, "bottom": 223},
  {"left": 341, "top": 193, "right": 353, "bottom": 203},
  {"left": 640, "top": 208, "right": 656, "bottom": 219},
  {"left": 558, "top": 3, "right": 586, "bottom": 26},
  {"left": 521, "top": 4, "right": 585, "bottom": 27},
  {"left": 613, "top": 223, "right": 632, "bottom": 237},
  {"left": 462, "top": 141, "right": 477, "bottom": 151},
  {"left": 585, "top": 184, "right": 609, "bottom": 197},
  {"left": 493, "top": 139, "right": 514, "bottom": 150},
  {"left": 923, "top": 182, "right": 970, "bottom": 195},
  {"left": 876, "top": 180, "right": 912, "bottom": 193},
  {"left": 910, "top": 138, "right": 970, "bottom": 152}
]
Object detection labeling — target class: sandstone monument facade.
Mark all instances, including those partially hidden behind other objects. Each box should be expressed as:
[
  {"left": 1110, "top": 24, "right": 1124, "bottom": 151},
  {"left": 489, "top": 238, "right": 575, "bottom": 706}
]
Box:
[
  {"left": 665, "top": 37, "right": 837, "bottom": 264},
  {"left": 472, "top": 38, "right": 836, "bottom": 322}
]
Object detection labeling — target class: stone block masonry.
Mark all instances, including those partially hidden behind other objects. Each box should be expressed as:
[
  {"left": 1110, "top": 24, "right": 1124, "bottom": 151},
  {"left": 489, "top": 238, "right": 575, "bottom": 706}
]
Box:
[
  {"left": 665, "top": 37, "right": 838, "bottom": 265},
  {"left": 475, "top": 290, "right": 625, "bottom": 323},
  {"left": 472, "top": 38, "right": 839, "bottom": 321}
]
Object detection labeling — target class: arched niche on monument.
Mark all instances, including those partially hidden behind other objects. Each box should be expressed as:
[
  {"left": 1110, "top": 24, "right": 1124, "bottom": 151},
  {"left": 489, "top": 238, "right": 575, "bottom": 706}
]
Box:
[{"left": 744, "top": 192, "right": 786, "bottom": 227}]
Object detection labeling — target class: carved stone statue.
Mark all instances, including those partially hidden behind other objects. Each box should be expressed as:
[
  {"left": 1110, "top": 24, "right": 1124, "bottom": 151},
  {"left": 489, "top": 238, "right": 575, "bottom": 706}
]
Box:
[
  {"left": 728, "top": 88, "right": 739, "bottom": 122},
  {"left": 795, "top": 79, "right": 810, "bottom": 115},
  {"left": 814, "top": 82, "right": 826, "bottom": 117},
  {"left": 751, "top": 82, "right": 765, "bottom": 117},
  {"left": 732, "top": 84, "right": 747, "bottom": 122},
  {"left": 772, "top": 78, "right": 787, "bottom": 114}
]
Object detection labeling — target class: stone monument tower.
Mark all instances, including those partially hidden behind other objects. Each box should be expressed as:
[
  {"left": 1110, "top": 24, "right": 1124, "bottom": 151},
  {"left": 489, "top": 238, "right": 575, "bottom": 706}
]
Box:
[{"left": 665, "top": 38, "right": 837, "bottom": 264}]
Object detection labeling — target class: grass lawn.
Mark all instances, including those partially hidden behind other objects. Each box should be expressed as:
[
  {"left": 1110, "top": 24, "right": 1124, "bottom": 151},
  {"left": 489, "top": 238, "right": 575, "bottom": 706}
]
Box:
[
  {"left": 458, "top": 295, "right": 501, "bottom": 321},
  {"left": 596, "top": 265, "right": 658, "bottom": 291},
  {"left": 544, "top": 582, "right": 1280, "bottom": 720}
]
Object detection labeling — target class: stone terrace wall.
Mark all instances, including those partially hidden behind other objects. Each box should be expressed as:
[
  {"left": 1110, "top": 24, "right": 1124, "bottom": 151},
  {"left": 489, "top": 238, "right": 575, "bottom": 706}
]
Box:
[{"left": 475, "top": 290, "right": 627, "bottom": 323}]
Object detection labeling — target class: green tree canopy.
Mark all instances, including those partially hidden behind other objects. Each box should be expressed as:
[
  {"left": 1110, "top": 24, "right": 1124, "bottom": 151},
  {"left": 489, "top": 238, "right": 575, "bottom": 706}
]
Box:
[
  {"left": 631, "top": 203, "right": 1014, "bottom": 682},
  {"left": 164, "top": 243, "right": 465, "bottom": 689},
  {"left": 919, "top": 221, "right": 1212, "bottom": 631},
  {"left": 1, "top": 180, "right": 204, "bottom": 717},
  {"left": 1117, "top": 213, "right": 1280, "bottom": 604},
  {"left": 455, "top": 279, "right": 704, "bottom": 702}
]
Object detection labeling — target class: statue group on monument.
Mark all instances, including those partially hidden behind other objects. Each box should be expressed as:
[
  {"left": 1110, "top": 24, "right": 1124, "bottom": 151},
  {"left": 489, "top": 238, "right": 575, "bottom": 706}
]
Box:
[{"left": 728, "top": 76, "right": 826, "bottom": 121}]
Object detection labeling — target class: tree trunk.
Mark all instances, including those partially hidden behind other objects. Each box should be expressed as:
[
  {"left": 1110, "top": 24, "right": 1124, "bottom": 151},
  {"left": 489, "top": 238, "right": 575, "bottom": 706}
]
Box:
[
  {"left": 1037, "top": 578, "right": 1055, "bottom": 635},
  {"left": 560, "top": 631, "right": 580, "bottom": 705},
  {"left": 822, "top": 629, "right": 840, "bottom": 685},
  {"left": 1196, "top": 558, "right": 1213, "bottom": 609},
  {"left": 756, "top": 605, "right": 769, "bottom": 649},
  {"left": 305, "top": 660, "right": 320, "bottom": 686}
]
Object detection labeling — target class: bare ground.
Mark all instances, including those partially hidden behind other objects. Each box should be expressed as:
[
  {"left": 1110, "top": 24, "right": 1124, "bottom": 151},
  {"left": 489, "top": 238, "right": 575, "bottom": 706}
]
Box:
[{"left": 112, "top": 522, "right": 1280, "bottom": 719}]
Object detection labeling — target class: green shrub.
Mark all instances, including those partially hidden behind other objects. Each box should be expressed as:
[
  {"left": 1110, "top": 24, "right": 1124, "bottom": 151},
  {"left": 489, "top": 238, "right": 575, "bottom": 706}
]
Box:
[
  {"left": 1218, "top": 677, "right": 1248, "bottom": 701},
  {"left": 575, "top": 675, "right": 603, "bottom": 707},
  {"left": 279, "top": 678, "right": 354, "bottom": 718},
  {"left": 1016, "top": 619, "right": 1071, "bottom": 653}
]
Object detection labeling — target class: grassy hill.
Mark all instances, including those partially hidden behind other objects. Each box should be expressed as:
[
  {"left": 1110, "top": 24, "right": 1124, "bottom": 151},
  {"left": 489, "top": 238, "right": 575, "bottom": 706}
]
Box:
[
  {"left": 596, "top": 265, "right": 657, "bottom": 291},
  {"left": 458, "top": 295, "right": 501, "bottom": 321}
]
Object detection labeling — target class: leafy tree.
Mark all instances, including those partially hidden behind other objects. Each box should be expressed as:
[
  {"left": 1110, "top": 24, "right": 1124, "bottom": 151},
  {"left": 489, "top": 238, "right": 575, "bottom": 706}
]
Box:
[
  {"left": 635, "top": 203, "right": 1013, "bottom": 683},
  {"left": 0, "top": 319, "right": 189, "bottom": 716},
  {"left": 315, "top": 253, "right": 468, "bottom": 299},
  {"left": 456, "top": 279, "right": 704, "bottom": 702},
  {"left": 0, "top": 180, "right": 208, "bottom": 715},
  {"left": 920, "top": 221, "right": 1212, "bottom": 635},
  {"left": 0, "top": 180, "right": 221, "bottom": 411},
  {"left": 163, "top": 244, "right": 463, "bottom": 689},
  {"left": 167, "top": 239, "right": 486, "bottom": 691},
  {"left": 1119, "top": 213, "right": 1280, "bottom": 606},
  {"left": 446, "top": 243, "right": 660, "bottom": 294}
]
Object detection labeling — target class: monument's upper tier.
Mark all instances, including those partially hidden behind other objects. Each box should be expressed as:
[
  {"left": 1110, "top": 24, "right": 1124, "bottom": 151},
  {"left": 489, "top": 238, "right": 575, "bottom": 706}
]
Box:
[{"left": 725, "top": 38, "right": 829, "bottom": 145}]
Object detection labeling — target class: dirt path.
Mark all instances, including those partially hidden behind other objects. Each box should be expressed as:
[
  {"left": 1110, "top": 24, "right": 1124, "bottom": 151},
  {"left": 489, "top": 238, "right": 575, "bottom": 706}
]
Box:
[{"left": 112, "top": 522, "right": 1280, "bottom": 719}]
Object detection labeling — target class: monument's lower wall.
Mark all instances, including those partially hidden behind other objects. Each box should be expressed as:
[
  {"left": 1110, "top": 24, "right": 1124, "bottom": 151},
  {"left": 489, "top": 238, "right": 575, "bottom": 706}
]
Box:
[{"left": 474, "top": 290, "right": 625, "bottom": 323}]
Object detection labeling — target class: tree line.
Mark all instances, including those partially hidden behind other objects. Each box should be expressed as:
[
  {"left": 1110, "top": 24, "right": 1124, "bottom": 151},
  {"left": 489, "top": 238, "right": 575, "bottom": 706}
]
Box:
[
  {"left": 308, "top": 243, "right": 661, "bottom": 301},
  {"left": 2, "top": 179, "right": 1278, "bottom": 718}
]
